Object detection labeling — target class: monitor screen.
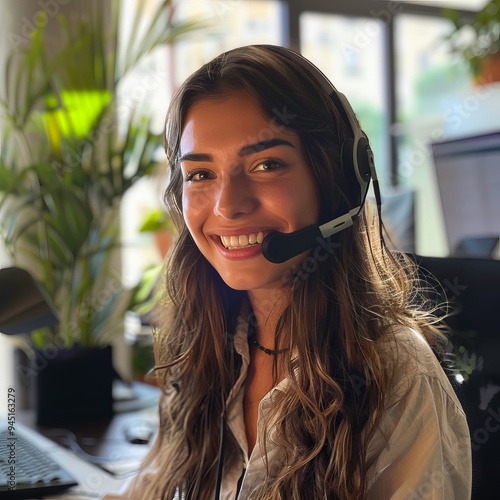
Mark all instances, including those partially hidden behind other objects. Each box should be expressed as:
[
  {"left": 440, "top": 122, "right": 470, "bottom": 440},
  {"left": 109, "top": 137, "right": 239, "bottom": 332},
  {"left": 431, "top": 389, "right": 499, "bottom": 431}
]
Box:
[{"left": 431, "top": 132, "right": 500, "bottom": 256}]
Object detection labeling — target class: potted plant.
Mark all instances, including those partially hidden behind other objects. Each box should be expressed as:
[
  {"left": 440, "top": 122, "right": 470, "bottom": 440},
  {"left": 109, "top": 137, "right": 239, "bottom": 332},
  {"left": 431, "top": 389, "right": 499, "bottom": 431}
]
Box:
[
  {"left": 444, "top": 0, "right": 500, "bottom": 81},
  {"left": 0, "top": 0, "right": 201, "bottom": 424}
]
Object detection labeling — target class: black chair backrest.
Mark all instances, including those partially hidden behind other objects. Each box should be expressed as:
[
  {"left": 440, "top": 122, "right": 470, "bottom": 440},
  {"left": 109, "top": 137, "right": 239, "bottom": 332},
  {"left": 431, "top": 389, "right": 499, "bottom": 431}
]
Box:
[{"left": 412, "top": 255, "right": 500, "bottom": 499}]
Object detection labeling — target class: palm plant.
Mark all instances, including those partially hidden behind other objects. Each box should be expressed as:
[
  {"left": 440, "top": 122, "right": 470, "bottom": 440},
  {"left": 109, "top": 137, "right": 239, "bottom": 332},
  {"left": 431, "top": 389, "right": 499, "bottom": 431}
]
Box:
[{"left": 0, "top": 0, "right": 202, "bottom": 348}]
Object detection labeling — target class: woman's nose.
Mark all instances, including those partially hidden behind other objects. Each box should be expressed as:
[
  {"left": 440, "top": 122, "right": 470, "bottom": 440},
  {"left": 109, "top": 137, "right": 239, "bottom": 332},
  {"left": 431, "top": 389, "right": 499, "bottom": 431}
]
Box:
[{"left": 214, "top": 169, "right": 258, "bottom": 219}]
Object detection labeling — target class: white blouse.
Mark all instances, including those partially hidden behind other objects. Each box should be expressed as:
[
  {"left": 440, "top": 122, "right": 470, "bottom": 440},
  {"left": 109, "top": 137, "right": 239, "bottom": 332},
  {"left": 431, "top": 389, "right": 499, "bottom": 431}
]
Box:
[{"left": 221, "top": 322, "right": 472, "bottom": 499}]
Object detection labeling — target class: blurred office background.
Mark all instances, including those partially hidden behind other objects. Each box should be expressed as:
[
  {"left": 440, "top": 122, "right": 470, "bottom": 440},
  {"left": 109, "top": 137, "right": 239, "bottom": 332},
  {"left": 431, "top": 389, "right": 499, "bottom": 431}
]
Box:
[{"left": 1, "top": 0, "right": 499, "bottom": 403}]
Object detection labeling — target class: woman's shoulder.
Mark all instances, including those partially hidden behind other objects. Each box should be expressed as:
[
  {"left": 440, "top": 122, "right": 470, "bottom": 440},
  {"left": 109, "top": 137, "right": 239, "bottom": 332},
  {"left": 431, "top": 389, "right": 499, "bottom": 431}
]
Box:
[
  {"left": 376, "top": 324, "right": 461, "bottom": 410},
  {"left": 365, "top": 325, "right": 472, "bottom": 498}
]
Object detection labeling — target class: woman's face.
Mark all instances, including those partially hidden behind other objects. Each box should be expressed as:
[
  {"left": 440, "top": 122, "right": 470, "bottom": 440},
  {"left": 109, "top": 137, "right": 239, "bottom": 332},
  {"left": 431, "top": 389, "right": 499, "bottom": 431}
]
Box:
[{"left": 179, "top": 91, "right": 320, "bottom": 292}]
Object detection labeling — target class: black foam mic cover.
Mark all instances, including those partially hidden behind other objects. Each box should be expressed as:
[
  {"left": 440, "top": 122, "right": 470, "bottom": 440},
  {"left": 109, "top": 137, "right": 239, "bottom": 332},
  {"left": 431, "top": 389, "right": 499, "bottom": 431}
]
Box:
[{"left": 261, "top": 225, "right": 323, "bottom": 264}]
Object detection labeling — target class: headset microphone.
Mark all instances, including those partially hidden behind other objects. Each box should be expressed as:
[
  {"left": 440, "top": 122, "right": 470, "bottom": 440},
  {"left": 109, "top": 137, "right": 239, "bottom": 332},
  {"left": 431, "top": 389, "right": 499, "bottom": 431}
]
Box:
[
  {"left": 260, "top": 46, "right": 380, "bottom": 265},
  {"left": 262, "top": 214, "right": 353, "bottom": 264}
]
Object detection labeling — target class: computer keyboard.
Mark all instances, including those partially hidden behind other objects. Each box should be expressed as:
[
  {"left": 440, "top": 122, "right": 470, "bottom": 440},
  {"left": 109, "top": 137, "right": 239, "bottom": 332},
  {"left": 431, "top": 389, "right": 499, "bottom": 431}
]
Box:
[{"left": 0, "top": 429, "right": 77, "bottom": 499}]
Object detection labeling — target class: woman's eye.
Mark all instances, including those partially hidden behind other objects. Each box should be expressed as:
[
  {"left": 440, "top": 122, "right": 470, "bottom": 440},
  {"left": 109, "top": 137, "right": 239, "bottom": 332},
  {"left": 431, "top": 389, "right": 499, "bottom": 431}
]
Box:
[
  {"left": 252, "top": 159, "right": 286, "bottom": 172},
  {"left": 184, "top": 169, "right": 212, "bottom": 182}
]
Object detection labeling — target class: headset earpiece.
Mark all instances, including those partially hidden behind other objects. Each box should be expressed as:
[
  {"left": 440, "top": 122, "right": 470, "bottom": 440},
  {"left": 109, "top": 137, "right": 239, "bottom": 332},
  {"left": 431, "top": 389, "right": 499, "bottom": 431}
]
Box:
[
  {"left": 352, "top": 136, "right": 374, "bottom": 211},
  {"left": 356, "top": 136, "right": 373, "bottom": 183},
  {"left": 340, "top": 138, "right": 361, "bottom": 207}
]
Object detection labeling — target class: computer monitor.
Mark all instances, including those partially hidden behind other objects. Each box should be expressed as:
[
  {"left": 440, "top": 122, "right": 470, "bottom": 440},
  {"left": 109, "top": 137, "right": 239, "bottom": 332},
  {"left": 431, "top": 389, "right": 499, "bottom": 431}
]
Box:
[{"left": 431, "top": 132, "right": 500, "bottom": 257}]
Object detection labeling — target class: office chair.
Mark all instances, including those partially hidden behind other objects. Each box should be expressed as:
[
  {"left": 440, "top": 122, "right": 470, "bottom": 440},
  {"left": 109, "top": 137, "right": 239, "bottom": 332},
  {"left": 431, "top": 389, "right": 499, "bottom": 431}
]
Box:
[{"left": 411, "top": 254, "right": 500, "bottom": 499}]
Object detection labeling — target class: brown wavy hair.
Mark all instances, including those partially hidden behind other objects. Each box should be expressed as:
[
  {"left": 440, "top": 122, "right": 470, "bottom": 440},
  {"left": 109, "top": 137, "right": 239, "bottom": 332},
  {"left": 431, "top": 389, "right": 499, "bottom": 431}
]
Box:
[{"left": 126, "top": 45, "right": 445, "bottom": 499}]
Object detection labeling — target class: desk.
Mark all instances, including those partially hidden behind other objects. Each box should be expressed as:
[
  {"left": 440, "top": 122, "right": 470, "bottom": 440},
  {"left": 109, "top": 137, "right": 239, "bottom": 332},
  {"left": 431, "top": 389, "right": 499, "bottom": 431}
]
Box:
[{"left": 8, "top": 382, "right": 160, "bottom": 499}]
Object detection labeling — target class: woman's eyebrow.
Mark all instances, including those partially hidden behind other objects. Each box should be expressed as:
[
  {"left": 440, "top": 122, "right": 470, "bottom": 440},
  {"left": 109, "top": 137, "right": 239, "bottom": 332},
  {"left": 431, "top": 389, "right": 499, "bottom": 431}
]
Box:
[
  {"left": 178, "top": 152, "right": 212, "bottom": 163},
  {"left": 179, "top": 138, "right": 295, "bottom": 163},
  {"left": 239, "top": 138, "right": 295, "bottom": 155}
]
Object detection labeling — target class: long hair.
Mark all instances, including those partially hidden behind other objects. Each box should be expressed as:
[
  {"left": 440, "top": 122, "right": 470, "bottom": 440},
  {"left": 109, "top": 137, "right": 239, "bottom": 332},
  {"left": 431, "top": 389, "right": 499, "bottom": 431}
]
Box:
[{"left": 131, "top": 45, "right": 445, "bottom": 499}]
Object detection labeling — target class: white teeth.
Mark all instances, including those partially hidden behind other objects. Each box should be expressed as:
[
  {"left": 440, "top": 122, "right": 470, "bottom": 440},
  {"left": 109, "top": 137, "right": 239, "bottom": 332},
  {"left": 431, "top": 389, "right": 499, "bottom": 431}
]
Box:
[{"left": 220, "top": 231, "right": 264, "bottom": 249}]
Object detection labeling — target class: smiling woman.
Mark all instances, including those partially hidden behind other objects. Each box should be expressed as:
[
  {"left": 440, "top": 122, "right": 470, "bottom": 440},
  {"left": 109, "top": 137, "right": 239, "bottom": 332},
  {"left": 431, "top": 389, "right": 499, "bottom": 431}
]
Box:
[{"left": 104, "top": 45, "right": 472, "bottom": 500}]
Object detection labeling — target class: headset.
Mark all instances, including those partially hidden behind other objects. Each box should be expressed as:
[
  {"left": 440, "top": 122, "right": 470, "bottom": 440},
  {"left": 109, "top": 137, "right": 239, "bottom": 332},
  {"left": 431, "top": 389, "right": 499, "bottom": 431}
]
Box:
[{"left": 260, "top": 45, "right": 381, "bottom": 264}]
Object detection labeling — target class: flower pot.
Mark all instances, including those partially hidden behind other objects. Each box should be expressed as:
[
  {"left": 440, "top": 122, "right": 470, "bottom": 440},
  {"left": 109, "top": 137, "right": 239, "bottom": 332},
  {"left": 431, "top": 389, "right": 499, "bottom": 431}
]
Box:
[
  {"left": 31, "top": 345, "right": 114, "bottom": 426},
  {"left": 476, "top": 52, "right": 500, "bottom": 85}
]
